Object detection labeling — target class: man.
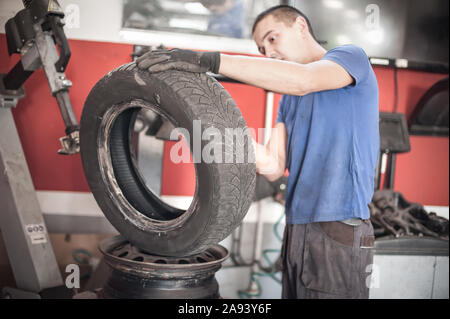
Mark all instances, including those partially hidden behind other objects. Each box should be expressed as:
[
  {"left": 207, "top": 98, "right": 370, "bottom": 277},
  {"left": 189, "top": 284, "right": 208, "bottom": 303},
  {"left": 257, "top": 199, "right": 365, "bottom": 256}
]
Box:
[
  {"left": 136, "top": 5, "right": 379, "bottom": 299},
  {"left": 179, "top": 0, "right": 245, "bottom": 38},
  {"left": 205, "top": 0, "right": 244, "bottom": 38}
]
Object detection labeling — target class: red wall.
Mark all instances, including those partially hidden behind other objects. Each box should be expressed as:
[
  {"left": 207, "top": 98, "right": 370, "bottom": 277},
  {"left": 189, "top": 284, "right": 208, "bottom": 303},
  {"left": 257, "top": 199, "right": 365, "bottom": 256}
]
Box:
[
  {"left": 0, "top": 35, "right": 132, "bottom": 193},
  {"left": 0, "top": 34, "right": 448, "bottom": 206},
  {"left": 374, "top": 67, "right": 449, "bottom": 206}
]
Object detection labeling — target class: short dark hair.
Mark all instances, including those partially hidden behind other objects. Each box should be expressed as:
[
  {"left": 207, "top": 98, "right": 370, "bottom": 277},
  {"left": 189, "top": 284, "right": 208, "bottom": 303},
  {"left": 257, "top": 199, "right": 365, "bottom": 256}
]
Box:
[{"left": 252, "top": 5, "right": 317, "bottom": 41}]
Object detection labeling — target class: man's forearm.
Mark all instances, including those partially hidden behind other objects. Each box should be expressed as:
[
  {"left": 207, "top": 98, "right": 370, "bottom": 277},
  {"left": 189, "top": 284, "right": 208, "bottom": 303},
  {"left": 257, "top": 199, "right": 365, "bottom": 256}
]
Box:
[{"left": 219, "top": 54, "right": 311, "bottom": 96}]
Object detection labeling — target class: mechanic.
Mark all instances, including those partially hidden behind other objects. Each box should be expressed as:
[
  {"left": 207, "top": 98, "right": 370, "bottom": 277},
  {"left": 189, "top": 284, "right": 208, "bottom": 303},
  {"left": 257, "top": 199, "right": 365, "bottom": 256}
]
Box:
[{"left": 136, "top": 4, "right": 379, "bottom": 299}]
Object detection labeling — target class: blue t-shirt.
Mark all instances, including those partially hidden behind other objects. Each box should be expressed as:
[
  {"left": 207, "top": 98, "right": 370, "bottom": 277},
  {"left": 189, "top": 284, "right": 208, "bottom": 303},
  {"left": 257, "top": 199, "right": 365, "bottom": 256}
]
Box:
[{"left": 276, "top": 44, "right": 379, "bottom": 224}]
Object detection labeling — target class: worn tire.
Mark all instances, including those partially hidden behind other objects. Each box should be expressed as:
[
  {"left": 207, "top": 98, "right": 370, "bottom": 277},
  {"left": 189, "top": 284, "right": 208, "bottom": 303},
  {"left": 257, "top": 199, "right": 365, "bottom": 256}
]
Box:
[{"left": 80, "top": 63, "right": 255, "bottom": 257}]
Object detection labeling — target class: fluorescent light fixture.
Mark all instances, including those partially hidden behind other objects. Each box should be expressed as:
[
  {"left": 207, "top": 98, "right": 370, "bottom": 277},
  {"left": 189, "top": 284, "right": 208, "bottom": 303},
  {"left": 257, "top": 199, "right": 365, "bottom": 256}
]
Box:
[
  {"left": 370, "top": 58, "right": 390, "bottom": 65},
  {"left": 323, "top": 0, "right": 344, "bottom": 9},
  {"left": 395, "top": 59, "right": 409, "bottom": 68},
  {"left": 159, "top": 1, "right": 187, "bottom": 11},
  {"left": 184, "top": 2, "right": 209, "bottom": 14},
  {"left": 169, "top": 18, "right": 208, "bottom": 31}
]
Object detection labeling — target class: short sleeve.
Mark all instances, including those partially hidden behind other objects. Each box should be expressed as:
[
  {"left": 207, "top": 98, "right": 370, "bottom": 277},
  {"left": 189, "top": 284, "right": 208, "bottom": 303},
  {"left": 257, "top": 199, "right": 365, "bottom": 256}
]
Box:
[
  {"left": 322, "top": 45, "right": 370, "bottom": 86},
  {"left": 276, "top": 96, "right": 286, "bottom": 123}
]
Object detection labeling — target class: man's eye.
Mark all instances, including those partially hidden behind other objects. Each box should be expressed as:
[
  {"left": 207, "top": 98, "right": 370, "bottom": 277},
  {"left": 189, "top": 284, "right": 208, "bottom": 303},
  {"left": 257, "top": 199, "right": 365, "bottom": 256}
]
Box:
[{"left": 269, "top": 36, "right": 276, "bottom": 43}]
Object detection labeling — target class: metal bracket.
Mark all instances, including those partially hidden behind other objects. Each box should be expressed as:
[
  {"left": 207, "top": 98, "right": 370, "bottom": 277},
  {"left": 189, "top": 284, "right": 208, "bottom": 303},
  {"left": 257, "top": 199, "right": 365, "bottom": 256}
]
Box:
[
  {"left": 33, "top": 23, "right": 80, "bottom": 155},
  {"left": 34, "top": 26, "right": 72, "bottom": 95},
  {"left": 0, "top": 74, "right": 25, "bottom": 108},
  {"left": 58, "top": 129, "right": 80, "bottom": 155}
]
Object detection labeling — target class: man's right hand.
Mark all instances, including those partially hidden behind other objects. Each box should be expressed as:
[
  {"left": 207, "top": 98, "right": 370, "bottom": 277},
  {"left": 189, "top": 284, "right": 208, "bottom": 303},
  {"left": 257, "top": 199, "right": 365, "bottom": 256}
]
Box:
[{"left": 252, "top": 123, "right": 288, "bottom": 182}]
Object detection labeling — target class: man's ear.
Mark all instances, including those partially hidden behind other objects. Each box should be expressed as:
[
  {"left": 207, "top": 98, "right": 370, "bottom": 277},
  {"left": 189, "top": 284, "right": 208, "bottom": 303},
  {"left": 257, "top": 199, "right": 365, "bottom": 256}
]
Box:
[{"left": 294, "top": 16, "right": 308, "bottom": 34}]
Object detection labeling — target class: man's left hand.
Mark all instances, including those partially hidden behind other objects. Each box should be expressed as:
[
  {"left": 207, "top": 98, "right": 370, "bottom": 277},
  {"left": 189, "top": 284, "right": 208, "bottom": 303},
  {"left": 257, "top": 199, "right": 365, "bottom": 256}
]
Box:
[{"left": 136, "top": 49, "right": 221, "bottom": 74}]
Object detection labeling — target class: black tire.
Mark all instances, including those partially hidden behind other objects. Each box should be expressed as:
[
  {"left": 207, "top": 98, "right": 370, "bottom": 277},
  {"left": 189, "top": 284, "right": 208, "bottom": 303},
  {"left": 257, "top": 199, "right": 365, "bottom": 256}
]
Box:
[{"left": 80, "top": 63, "right": 255, "bottom": 257}]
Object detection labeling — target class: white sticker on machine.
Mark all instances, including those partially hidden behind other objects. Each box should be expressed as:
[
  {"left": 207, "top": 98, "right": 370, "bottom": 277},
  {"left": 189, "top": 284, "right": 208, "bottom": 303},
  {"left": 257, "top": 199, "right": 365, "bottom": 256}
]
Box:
[{"left": 25, "top": 224, "right": 48, "bottom": 244}]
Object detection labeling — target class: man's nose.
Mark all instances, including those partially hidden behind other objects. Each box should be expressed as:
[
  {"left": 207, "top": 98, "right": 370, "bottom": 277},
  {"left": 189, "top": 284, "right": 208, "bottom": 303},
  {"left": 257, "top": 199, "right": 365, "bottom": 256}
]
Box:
[{"left": 265, "top": 48, "right": 278, "bottom": 59}]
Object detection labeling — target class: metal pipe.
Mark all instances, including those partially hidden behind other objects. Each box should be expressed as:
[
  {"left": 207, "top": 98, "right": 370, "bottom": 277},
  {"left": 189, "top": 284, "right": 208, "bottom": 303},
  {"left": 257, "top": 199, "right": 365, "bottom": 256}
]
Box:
[
  {"left": 264, "top": 92, "right": 274, "bottom": 144},
  {"left": 246, "top": 91, "right": 275, "bottom": 293},
  {"left": 388, "top": 154, "right": 397, "bottom": 189},
  {"left": 55, "top": 91, "right": 79, "bottom": 133},
  {"left": 374, "top": 152, "right": 382, "bottom": 190}
]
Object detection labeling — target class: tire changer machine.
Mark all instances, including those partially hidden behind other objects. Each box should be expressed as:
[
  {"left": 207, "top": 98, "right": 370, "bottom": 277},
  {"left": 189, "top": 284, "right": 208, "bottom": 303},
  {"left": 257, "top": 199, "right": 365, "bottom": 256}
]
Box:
[
  {"left": 0, "top": 0, "right": 286, "bottom": 299},
  {"left": 0, "top": 0, "right": 232, "bottom": 299}
]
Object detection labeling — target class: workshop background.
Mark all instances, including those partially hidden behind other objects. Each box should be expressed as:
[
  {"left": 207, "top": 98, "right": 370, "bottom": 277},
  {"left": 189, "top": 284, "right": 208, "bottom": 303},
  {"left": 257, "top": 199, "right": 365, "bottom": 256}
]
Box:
[{"left": 0, "top": 0, "right": 448, "bottom": 299}]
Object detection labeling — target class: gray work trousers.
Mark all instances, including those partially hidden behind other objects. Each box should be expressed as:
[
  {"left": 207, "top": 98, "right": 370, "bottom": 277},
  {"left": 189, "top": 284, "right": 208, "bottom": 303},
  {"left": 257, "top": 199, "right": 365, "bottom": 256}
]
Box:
[{"left": 281, "top": 220, "right": 375, "bottom": 299}]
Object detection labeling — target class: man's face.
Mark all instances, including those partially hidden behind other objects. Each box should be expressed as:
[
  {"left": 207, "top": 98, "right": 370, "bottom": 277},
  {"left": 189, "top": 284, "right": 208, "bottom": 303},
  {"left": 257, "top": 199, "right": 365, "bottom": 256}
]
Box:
[{"left": 253, "top": 15, "right": 308, "bottom": 63}]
